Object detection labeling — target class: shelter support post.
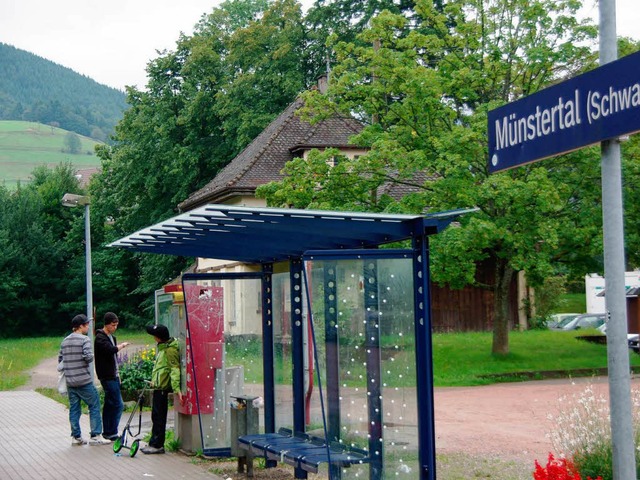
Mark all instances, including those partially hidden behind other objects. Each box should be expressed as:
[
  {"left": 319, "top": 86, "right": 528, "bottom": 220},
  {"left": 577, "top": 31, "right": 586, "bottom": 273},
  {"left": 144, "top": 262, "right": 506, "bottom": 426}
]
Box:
[
  {"left": 323, "top": 261, "right": 340, "bottom": 441},
  {"left": 363, "top": 259, "right": 384, "bottom": 480},
  {"left": 290, "top": 258, "right": 307, "bottom": 479},
  {"left": 412, "top": 234, "right": 436, "bottom": 480},
  {"left": 261, "top": 263, "right": 277, "bottom": 468},
  {"left": 323, "top": 261, "right": 342, "bottom": 479}
]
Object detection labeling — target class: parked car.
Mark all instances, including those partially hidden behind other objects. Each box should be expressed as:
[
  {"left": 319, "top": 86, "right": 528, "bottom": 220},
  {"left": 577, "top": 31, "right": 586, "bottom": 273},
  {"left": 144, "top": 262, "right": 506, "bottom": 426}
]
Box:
[
  {"left": 555, "top": 313, "right": 606, "bottom": 331},
  {"left": 597, "top": 323, "right": 639, "bottom": 353},
  {"left": 546, "top": 313, "right": 581, "bottom": 329}
]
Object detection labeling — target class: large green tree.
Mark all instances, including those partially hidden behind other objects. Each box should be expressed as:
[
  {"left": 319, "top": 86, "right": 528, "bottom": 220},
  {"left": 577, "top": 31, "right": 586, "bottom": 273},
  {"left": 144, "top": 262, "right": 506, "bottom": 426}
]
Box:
[
  {"left": 259, "top": 0, "right": 606, "bottom": 354},
  {"left": 92, "top": 0, "right": 313, "bottom": 317},
  {"left": 0, "top": 163, "right": 83, "bottom": 337}
]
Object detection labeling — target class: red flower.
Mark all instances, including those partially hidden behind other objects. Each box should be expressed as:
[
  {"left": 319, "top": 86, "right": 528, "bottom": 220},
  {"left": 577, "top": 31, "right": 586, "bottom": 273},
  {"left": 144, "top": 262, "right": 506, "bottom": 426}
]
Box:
[{"left": 533, "top": 453, "right": 602, "bottom": 480}]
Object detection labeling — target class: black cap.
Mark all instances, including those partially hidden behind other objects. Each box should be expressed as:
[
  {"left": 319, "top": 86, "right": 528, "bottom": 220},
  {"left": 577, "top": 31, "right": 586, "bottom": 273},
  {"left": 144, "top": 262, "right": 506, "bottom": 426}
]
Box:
[
  {"left": 146, "top": 324, "right": 170, "bottom": 341},
  {"left": 71, "top": 314, "right": 90, "bottom": 329}
]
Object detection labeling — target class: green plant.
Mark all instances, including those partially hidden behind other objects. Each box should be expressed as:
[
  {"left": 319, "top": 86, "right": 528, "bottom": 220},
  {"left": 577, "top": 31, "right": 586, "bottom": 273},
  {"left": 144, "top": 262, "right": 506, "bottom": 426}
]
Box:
[
  {"left": 118, "top": 347, "right": 154, "bottom": 394},
  {"left": 533, "top": 276, "right": 568, "bottom": 322},
  {"left": 533, "top": 452, "right": 602, "bottom": 480},
  {"left": 573, "top": 445, "right": 613, "bottom": 480},
  {"left": 548, "top": 384, "right": 640, "bottom": 480},
  {"left": 165, "top": 430, "right": 181, "bottom": 452},
  {"left": 143, "top": 429, "right": 180, "bottom": 451}
]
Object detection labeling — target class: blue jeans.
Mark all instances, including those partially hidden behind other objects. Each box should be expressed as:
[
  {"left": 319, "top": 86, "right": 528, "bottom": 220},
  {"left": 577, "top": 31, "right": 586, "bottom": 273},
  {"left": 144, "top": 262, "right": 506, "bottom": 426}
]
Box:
[
  {"left": 100, "top": 379, "right": 124, "bottom": 437},
  {"left": 68, "top": 382, "right": 102, "bottom": 438}
]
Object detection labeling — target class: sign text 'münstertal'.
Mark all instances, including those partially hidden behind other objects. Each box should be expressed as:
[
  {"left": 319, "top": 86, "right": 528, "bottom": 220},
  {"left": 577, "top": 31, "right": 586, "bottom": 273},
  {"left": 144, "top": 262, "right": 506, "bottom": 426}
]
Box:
[{"left": 488, "top": 50, "right": 640, "bottom": 173}]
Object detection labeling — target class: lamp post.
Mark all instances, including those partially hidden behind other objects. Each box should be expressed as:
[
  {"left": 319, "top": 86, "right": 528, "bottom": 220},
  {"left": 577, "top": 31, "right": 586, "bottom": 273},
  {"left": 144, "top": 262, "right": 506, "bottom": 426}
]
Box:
[{"left": 62, "top": 193, "right": 94, "bottom": 379}]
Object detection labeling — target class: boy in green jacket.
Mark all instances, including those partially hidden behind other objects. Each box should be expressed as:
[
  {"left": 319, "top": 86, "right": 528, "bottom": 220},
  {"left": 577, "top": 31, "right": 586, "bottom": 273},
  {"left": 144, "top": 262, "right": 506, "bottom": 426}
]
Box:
[{"left": 141, "top": 324, "right": 183, "bottom": 454}]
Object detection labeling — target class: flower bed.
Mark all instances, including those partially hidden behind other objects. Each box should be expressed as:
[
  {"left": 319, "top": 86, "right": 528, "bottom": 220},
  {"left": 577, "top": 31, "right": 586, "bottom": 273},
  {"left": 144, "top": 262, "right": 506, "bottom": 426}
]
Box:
[{"left": 118, "top": 346, "right": 154, "bottom": 400}]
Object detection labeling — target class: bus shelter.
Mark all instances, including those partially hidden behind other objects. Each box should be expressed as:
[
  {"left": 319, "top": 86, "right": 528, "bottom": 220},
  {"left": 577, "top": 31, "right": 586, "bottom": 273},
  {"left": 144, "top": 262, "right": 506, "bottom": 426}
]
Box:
[{"left": 110, "top": 205, "right": 472, "bottom": 480}]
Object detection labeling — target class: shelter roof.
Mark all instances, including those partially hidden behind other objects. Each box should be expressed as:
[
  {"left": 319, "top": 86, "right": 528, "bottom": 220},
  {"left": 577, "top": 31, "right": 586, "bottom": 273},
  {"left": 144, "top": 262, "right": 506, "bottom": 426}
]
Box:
[{"left": 109, "top": 204, "right": 475, "bottom": 264}]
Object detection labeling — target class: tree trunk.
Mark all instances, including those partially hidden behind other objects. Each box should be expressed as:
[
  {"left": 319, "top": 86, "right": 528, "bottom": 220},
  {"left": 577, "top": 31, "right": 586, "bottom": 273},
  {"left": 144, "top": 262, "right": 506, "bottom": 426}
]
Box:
[{"left": 492, "top": 259, "right": 514, "bottom": 355}]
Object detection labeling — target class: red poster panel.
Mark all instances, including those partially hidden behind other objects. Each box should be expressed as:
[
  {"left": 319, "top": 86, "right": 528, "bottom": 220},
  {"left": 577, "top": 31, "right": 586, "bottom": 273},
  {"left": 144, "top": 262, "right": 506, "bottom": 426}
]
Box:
[{"left": 176, "top": 284, "right": 224, "bottom": 415}]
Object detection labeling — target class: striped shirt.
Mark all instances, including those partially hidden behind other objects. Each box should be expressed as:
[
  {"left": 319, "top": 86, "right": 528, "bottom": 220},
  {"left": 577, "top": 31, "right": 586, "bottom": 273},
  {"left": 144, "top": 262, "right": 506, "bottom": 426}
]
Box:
[{"left": 58, "top": 332, "right": 94, "bottom": 387}]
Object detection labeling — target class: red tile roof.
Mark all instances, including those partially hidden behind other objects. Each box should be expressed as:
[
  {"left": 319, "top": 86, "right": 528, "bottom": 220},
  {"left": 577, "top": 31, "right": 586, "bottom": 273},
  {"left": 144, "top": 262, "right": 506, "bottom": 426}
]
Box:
[
  {"left": 178, "top": 98, "right": 363, "bottom": 211},
  {"left": 74, "top": 167, "right": 100, "bottom": 188}
]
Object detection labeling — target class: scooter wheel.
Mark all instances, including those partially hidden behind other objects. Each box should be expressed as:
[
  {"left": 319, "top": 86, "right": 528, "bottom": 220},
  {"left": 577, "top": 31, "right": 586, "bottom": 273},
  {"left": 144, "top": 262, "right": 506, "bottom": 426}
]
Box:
[
  {"left": 130, "top": 439, "right": 140, "bottom": 457},
  {"left": 113, "top": 436, "right": 123, "bottom": 453}
]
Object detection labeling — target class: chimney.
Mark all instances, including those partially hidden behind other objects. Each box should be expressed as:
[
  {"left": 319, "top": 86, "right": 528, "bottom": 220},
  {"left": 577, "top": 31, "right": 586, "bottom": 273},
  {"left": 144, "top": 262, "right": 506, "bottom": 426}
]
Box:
[{"left": 317, "top": 73, "right": 329, "bottom": 94}]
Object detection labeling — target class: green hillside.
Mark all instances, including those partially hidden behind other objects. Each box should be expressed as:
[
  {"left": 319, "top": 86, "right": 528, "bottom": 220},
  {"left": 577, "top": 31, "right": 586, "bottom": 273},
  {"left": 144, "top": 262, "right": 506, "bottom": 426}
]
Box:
[
  {"left": 0, "top": 43, "right": 127, "bottom": 141},
  {"left": 0, "top": 121, "right": 102, "bottom": 188}
]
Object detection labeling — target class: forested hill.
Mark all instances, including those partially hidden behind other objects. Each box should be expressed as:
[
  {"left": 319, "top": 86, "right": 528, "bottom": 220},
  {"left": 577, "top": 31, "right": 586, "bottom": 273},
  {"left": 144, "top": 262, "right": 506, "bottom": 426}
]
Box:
[{"left": 0, "top": 43, "right": 127, "bottom": 141}]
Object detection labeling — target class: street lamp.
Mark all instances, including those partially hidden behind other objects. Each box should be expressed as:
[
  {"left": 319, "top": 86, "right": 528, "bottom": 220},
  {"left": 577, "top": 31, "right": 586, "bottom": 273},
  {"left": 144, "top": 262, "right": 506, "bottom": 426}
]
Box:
[{"left": 62, "top": 193, "right": 94, "bottom": 379}]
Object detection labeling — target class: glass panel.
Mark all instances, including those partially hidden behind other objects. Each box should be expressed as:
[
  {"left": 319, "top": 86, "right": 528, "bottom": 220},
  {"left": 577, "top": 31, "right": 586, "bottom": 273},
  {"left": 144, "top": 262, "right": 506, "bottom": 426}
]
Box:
[
  {"left": 156, "top": 291, "right": 181, "bottom": 335},
  {"left": 178, "top": 277, "right": 263, "bottom": 453},
  {"left": 156, "top": 290, "right": 188, "bottom": 395},
  {"left": 306, "top": 257, "right": 418, "bottom": 479},
  {"left": 272, "top": 271, "right": 295, "bottom": 431}
]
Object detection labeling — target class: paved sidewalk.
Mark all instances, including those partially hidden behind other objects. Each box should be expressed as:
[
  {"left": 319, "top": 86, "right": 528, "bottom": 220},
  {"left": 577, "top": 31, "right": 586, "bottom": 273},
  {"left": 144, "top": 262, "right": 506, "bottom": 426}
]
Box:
[{"left": 0, "top": 391, "right": 218, "bottom": 480}]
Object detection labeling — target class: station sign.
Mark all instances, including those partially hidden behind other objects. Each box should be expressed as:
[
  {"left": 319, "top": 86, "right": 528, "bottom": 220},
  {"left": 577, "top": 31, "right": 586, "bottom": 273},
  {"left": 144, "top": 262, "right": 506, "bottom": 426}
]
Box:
[{"left": 488, "top": 50, "right": 640, "bottom": 173}]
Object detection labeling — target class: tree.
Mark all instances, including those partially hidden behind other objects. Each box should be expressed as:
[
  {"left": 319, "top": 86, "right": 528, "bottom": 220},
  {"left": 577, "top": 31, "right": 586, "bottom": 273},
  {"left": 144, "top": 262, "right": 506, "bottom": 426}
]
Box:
[
  {"left": 217, "top": 0, "right": 311, "bottom": 150},
  {"left": 63, "top": 132, "right": 81, "bottom": 154},
  {"left": 258, "top": 0, "right": 604, "bottom": 354},
  {"left": 618, "top": 38, "right": 640, "bottom": 270},
  {"left": 0, "top": 163, "right": 83, "bottom": 337},
  {"left": 305, "top": 0, "right": 426, "bottom": 80},
  {"left": 91, "top": 0, "right": 312, "bottom": 316}
]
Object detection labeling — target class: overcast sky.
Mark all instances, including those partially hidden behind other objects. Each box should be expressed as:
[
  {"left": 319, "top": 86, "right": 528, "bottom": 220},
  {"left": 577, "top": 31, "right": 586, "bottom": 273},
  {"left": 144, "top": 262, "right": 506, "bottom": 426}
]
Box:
[{"left": 1, "top": 0, "right": 638, "bottom": 91}]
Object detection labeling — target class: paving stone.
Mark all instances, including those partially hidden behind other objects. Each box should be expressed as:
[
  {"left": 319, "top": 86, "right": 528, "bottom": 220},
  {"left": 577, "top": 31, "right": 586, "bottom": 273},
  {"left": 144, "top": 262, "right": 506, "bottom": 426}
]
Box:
[{"left": 0, "top": 391, "right": 217, "bottom": 480}]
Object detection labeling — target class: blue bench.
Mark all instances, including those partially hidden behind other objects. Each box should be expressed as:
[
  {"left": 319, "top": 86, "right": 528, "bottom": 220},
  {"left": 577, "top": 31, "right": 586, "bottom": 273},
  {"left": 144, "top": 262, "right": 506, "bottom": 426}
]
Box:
[{"left": 238, "top": 428, "right": 369, "bottom": 476}]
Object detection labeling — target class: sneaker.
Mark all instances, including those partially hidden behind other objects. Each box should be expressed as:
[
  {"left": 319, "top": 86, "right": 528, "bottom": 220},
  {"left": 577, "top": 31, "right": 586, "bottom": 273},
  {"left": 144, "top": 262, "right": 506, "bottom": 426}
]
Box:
[
  {"left": 141, "top": 445, "right": 165, "bottom": 454},
  {"left": 103, "top": 433, "right": 120, "bottom": 441},
  {"left": 71, "top": 437, "right": 87, "bottom": 446},
  {"left": 89, "top": 435, "right": 112, "bottom": 446}
]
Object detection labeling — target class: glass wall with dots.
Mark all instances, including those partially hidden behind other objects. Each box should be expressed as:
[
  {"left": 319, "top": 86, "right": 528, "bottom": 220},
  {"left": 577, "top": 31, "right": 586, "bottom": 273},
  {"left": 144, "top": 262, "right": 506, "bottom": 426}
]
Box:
[
  {"left": 305, "top": 255, "right": 418, "bottom": 479},
  {"left": 180, "top": 275, "right": 265, "bottom": 453},
  {"left": 272, "top": 270, "right": 296, "bottom": 431}
]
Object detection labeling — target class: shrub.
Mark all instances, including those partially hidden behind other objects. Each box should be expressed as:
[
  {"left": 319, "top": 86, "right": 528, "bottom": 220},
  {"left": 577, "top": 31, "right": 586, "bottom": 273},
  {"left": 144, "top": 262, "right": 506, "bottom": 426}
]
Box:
[
  {"left": 118, "top": 347, "right": 154, "bottom": 394},
  {"left": 529, "top": 276, "right": 568, "bottom": 329},
  {"left": 547, "top": 383, "right": 640, "bottom": 480}
]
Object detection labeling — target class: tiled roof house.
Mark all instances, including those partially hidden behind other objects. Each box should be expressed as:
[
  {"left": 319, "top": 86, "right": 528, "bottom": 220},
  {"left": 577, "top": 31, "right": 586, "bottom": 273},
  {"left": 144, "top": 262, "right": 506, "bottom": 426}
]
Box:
[
  {"left": 179, "top": 97, "right": 367, "bottom": 211},
  {"left": 75, "top": 167, "right": 100, "bottom": 188}
]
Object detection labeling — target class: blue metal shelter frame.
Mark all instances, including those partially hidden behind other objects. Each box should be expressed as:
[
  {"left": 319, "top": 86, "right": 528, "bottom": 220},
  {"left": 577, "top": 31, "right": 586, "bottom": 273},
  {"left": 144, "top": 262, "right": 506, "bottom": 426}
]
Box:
[{"left": 110, "top": 204, "right": 474, "bottom": 479}]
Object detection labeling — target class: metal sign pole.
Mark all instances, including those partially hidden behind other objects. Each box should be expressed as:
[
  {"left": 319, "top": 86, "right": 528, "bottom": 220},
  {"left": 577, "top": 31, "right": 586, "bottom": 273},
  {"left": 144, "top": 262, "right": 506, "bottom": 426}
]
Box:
[
  {"left": 84, "top": 202, "right": 95, "bottom": 382},
  {"left": 600, "top": 1, "right": 636, "bottom": 478}
]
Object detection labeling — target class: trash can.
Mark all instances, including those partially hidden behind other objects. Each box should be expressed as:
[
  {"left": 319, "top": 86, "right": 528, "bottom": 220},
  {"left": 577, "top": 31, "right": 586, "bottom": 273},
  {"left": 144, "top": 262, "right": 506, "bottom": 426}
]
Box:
[{"left": 230, "top": 395, "right": 259, "bottom": 474}]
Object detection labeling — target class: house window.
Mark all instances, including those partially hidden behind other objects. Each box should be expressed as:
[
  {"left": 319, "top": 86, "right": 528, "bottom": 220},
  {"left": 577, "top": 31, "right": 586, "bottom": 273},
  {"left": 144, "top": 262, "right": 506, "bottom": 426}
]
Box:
[{"left": 328, "top": 156, "right": 342, "bottom": 167}]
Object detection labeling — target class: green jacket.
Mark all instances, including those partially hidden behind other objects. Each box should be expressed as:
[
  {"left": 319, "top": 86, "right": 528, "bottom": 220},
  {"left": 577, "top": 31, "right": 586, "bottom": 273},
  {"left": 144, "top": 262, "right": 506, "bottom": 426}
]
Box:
[{"left": 151, "top": 337, "right": 181, "bottom": 392}]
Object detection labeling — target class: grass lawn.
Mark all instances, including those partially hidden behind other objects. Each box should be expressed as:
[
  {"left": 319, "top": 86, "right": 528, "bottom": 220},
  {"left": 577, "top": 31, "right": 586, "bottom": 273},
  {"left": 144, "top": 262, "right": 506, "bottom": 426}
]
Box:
[
  {"left": 0, "top": 329, "right": 151, "bottom": 391},
  {"left": 0, "top": 120, "right": 102, "bottom": 188},
  {"left": 432, "top": 329, "right": 637, "bottom": 386},
  {"left": 3, "top": 328, "right": 638, "bottom": 391},
  {"left": 0, "top": 337, "right": 61, "bottom": 390},
  {"left": 553, "top": 293, "right": 586, "bottom": 313},
  {"left": 119, "top": 329, "right": 155, "bottom": 346}
]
